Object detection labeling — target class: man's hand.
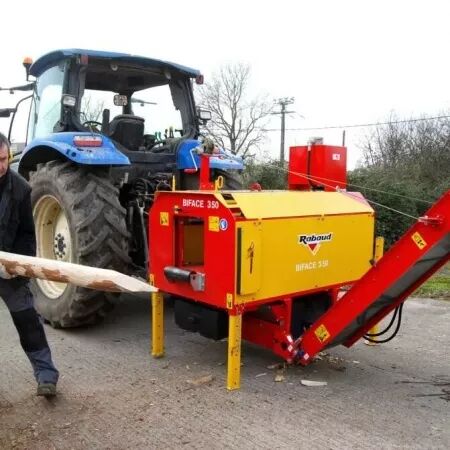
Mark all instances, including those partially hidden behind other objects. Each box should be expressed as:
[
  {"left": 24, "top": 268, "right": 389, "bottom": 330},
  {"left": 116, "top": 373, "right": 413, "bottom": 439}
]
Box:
[{"left": 0, "top": 263, "right": 16, "bottom": 279}]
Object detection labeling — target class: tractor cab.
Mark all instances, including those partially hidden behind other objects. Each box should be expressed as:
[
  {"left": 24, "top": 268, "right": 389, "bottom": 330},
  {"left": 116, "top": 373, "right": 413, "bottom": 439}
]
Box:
[{"left": 26, "top": 49, "right": 204, "bottom": 155}]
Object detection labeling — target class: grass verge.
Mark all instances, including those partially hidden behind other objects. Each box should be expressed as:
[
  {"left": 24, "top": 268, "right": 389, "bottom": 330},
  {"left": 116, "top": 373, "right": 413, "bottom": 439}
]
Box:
[{"left": 414, "top": 265, "right": 450, "bottom": 300}]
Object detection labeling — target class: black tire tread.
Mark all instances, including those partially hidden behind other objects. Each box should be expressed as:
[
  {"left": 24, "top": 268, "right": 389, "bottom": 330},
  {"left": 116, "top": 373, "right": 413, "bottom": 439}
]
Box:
[{"left": 29, "top": 162, "right": 131, "bottom": 327}]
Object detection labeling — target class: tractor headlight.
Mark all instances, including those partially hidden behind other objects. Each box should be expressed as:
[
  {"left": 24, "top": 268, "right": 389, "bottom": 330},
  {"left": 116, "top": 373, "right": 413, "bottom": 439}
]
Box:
[{"left": 62, "top": 94, "right": 76, "bottom": 108}]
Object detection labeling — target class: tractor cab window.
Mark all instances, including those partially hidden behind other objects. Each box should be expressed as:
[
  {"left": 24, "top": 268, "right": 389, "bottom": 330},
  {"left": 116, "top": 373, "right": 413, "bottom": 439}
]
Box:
[
  {"left": 80, "top": 89, "right": 122, "bottom": 129},
  {"left": 30, "top": 64, "right": 65, "bottom": 139},
  {"left": 131, "top": 85, "right": 183, "bottom": 140},
  {"left": 77, "top": 84, "right": 184, "bottom": 150}
]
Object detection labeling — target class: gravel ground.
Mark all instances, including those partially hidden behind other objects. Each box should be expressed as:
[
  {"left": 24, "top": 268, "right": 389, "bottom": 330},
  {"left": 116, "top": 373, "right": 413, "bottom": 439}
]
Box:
[{"left": 0, "top": 295, "right": 449, "bottom": 449}]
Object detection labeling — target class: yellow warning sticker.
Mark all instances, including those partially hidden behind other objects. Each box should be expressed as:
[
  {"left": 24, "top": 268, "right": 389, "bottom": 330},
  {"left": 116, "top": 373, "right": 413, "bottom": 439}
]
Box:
[
  {"left": 209, "top": 216, "right": 220, "bottom": 232},
  {"left": 315, "top": 324, "right": 331, "bottom": 343},
  {"left": 226, "top": 293, "right": 234, "bottom": 309},
  {"left": 412, "top": 232, "right": 427, "bottom": 250},
  {"left": 160, "top": 212, "right": 169, "bottom": 226}
]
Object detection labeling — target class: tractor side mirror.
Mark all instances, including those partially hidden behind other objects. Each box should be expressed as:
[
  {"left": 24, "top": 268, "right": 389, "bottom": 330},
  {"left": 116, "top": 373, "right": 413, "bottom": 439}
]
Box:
[
  {"left": 114, "top": 95, "right": 128, "bottom": 107},
  {"left": 0, "top": 108, "right": 16, "bottom": 118}
]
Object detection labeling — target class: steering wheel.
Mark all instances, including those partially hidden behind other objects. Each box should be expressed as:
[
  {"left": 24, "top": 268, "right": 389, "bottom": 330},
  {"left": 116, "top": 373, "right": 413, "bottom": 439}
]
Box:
[{"left": 83, "top": 120, "right": 102, "bottom": 130}]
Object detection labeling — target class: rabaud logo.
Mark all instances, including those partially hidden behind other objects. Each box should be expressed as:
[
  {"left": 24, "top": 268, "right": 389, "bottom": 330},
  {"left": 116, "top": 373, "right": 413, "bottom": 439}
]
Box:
[{"left": 298, "top": 233, "right": 333, "bottom": 255}]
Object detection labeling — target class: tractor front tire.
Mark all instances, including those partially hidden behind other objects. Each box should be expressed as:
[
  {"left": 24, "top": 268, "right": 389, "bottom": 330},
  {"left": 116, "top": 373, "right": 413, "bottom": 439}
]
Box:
[{"left": 29, "top": 161, "right": 130, "bottom": 327}]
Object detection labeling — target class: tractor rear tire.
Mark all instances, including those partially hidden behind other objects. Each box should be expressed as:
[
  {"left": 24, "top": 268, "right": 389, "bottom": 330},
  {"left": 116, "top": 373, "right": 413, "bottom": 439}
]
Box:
[
  {"left": 29, "top": 161, "right": 131, "bottom": 327},
  {"left": 215, "top": 168, "right": 243, "bottom": 190},
  {"left": 181, "top": 168, "right": 243, "bottom": 190}
]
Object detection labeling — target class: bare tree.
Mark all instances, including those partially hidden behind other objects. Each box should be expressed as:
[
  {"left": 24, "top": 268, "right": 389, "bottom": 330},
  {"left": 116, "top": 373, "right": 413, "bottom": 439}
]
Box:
[
  {"left": 81, "top": 95, "right": 105, "bottom": 123},
  {"left": 197, "top": 63, "right": 273, "bottom": 158},
  {"left": 359, "top": 113, "right": 450, "bottom": 198},
  {"left": 350, "top": 113, "right": 450, "bottom": 247}
]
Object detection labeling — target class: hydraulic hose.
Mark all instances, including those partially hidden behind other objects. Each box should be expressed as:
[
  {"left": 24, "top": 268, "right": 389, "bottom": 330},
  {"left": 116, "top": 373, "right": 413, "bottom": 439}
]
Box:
[
  {"left": 364, "top": 304, "right": 404, "bottom": 344},
  {"left": 365, "top": 306, "right": 399, "bottom": 337}
]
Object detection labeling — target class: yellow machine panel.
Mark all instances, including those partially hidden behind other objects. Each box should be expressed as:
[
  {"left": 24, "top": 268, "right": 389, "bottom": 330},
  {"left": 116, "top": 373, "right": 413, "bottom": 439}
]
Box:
[
  {"left": 237, "top": 221, "right": 263, "bottom": 295},
  {"left": 229, "top": 191, "right": 373, "bottom": 219},
  {"left": 236, "top": 211, "right": 374, "bottom": 304}
]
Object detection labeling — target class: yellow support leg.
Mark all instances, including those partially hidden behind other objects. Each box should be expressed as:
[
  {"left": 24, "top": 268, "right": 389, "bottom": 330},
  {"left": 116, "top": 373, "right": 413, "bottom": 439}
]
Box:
[
  {"left": 227, "top": 314, "right": 242, "bottom": 390},
  {"left": 151, "top": 291, "right": 164, "bottom": 357},
  {"left": 365, "top": 236, "right": 384, "bottom": 346}
]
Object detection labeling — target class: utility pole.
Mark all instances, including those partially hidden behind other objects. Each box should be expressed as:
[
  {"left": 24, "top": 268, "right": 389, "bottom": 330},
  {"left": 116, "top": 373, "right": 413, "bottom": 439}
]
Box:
[{"left": 272, "top": 97, "right": 295, "bottom": 164}]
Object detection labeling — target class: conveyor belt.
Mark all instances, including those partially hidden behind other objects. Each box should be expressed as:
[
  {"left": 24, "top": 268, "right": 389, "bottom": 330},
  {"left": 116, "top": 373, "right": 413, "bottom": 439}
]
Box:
[{"left": 298, "top": 190, "right": 450, "bottom": 364}]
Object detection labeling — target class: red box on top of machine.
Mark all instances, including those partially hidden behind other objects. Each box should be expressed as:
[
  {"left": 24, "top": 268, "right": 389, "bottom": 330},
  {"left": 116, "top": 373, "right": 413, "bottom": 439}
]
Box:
[{"left": 288, "top": 141, "right": 347, "bottom": 191}]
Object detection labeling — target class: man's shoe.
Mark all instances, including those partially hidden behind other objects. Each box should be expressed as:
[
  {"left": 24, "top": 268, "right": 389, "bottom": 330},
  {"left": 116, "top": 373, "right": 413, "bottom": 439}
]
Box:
[{"left": 37, "top": 383, "right": 57, "bottom": 397}]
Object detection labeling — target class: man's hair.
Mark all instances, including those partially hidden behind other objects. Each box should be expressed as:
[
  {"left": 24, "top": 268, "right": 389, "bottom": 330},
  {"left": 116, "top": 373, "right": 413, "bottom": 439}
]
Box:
[{"left": 0, "top": 132, "right": 10, "bottom": 151}]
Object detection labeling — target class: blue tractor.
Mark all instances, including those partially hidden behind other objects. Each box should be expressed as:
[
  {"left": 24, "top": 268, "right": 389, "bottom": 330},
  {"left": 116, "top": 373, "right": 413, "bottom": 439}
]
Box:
[{"left": 0, "top": 49, "right": 243, "bottom": 327}]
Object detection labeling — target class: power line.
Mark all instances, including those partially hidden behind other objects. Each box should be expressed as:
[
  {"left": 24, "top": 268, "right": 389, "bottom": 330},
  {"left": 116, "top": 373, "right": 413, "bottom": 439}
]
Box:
[
  {"left": 262, "top": 114, "right": 450, "bottom": 132},
  {"left": 279, "top": 170, "right": 434, "bottom": 204},
  {"left": 266, "top": 163, "right": 421, "bottom": 221}
]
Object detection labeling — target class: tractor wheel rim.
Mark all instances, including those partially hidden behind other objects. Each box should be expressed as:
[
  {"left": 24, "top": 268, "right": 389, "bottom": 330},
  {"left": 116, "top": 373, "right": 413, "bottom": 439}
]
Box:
[{"left": 33, "top": 195, "right": 73, "bottom": 299}]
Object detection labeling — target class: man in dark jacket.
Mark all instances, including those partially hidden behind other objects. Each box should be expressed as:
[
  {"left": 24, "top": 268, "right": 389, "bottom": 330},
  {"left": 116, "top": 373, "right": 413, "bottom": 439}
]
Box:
[{"left": 0, "top": 132, "right": 59, "bottom": 397}]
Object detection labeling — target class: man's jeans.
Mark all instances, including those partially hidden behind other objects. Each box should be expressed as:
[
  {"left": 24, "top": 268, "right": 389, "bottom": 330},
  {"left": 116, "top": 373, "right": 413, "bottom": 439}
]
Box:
[{"left": 0, "top": 279, "right": 59, "bottom": 384}]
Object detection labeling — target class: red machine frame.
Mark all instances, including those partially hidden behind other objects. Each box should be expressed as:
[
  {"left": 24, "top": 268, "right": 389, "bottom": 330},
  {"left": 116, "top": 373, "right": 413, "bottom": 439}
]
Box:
[{"left": 297, "top": 190, "right": 450, "bottom": 364}]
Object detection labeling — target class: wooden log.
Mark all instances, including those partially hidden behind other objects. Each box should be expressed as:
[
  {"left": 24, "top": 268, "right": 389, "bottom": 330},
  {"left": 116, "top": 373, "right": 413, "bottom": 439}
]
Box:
[{"left": 0, "top": 251, "right": 157, "bottom": 294}]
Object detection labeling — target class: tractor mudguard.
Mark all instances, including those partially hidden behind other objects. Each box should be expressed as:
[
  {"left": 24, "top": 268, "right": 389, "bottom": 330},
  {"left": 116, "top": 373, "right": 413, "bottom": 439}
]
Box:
[
  {"left": 177, "top": 139, "right": 244, "bottom": 171},
  {"left": 19, "top": 132, "right": 130, "bottom": 171}
]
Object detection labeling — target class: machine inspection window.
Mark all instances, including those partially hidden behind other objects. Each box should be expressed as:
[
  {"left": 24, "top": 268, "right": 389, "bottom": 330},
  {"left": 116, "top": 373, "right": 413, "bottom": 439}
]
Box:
[{"left": 176, "top": 217, "right": 205, "bottom": 267}]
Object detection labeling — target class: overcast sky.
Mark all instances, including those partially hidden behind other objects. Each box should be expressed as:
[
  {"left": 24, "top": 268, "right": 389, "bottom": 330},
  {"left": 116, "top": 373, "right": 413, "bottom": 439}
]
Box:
[{"left": 1, "top": 0, "right": 449, "bottom": 168}]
